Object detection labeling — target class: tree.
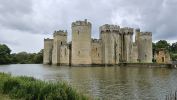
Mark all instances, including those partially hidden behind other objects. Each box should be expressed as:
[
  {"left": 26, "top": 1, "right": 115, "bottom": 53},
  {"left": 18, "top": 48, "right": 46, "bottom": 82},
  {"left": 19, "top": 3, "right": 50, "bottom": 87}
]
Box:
[
  {"left": 0, "top": 44, "right": 12, "bottom": 64},
  {"left": 33, "top": 49, "right": 43, "bottom": 64},
  {"left": 171, "top": 42, "right": 177, "bottom": 53},
  {"left": 155, "top": 40, "right": 171, "bottom": 51}
]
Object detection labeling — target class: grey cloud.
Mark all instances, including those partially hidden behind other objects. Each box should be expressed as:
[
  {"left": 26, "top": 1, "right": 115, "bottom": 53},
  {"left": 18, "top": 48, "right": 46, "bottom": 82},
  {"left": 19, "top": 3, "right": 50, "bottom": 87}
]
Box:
[
  {"left": 0, "top": 0, "right": 177, "bottom": 52},
  {"left": 0, "top": 0, "right": 34, "bottom": 32}
]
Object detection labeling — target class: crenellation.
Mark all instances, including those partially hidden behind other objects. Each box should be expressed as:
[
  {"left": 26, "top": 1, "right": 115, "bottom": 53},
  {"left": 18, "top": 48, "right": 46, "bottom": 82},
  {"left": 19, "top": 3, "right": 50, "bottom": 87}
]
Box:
[
  {"left": 72, "top": 19, "right": 91, "bottom": 27},
  {"left": 139, "top": 32, "right": 152, "bottom": 36},
  {"left": 44, "top": 38, "right": 53, "bottom": 41},
  {"left": 53, "top": 30, "right": 67, "bottom": 37},
  {"left": 120, "top": 27, "right": 134, "bottom": 35},
  {"left": 100, "top": 24, "right": 120, "bottom": 33}
]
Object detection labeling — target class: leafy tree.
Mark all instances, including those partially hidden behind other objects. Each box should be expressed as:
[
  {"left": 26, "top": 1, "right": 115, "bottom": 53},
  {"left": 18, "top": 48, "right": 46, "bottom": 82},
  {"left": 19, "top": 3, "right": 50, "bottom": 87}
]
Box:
[
  {"left": 0, "top": 43, "right": 43, "bottom": 64},
  {"left": 11, "top": 51, "right": 43, "bottom": 64},
  {"left": 0, "top": 44, "right": 12, "bottom": 64},
  {"left": 155, "top": 40, "right": 171, "bottom": 51},
  {"left": 33, "top": 49, "right": 43, "bottom": 64},
  {"left": 170, "top": 42, "right": 177, "bottom": 53}
]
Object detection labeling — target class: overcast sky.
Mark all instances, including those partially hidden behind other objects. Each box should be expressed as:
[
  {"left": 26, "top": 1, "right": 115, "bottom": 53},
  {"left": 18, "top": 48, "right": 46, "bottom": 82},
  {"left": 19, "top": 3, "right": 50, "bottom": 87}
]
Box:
[{"left": 0, "top": 0, "right": 177, "bottom": 53}]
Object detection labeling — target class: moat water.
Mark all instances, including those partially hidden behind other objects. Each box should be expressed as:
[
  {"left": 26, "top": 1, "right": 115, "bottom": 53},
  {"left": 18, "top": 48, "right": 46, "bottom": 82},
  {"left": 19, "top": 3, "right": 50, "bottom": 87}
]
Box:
[{"left": 0, "top": 64, "right": 177, "bottom": 100}]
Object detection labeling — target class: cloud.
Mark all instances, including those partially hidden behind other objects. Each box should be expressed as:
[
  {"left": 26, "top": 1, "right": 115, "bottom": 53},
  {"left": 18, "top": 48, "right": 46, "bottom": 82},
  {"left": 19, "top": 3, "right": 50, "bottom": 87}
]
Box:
[{"left": 0, "top": 0, "right": 177, "bottom": 52}]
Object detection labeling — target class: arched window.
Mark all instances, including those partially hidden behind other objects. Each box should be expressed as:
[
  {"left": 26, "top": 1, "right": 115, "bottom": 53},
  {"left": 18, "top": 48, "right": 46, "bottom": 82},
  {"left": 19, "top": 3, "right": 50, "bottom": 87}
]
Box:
[{"left": 61, "top": 41, "right": 62, "bottom": 45}]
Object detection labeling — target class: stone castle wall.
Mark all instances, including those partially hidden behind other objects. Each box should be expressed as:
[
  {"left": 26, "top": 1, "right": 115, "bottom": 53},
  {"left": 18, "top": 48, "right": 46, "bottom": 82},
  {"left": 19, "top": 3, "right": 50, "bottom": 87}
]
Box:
[
  {"left": 131, "top": 43, "right": 138, "bottom": 62},
  {"left": 60, "top": 45, "right": 70, "bottom": 65},
  {"left": 52, "top": 30, "right": 67, "bottom": 65},
  {"left": 71, "top": 19, "right": 92, "bottom": 65},
  {"left": 137, "top": 32, "right": 152, "bottom": 63},
  {"left": 120, "top": 27, "right": 133, "bottom": 62},
  {"left": 100, "top": 24, "right": 120, "bottom": 65},
  {"left": 43, "top": 38, "right": 53, "bottom": 64},
  {"left": 91, "top": 39, "right": 103, "bottom": 64},
  {"left": 155, "top": 49, "right": 171, "bottom": 64},
  {"left": 43, "top": 19, "right": 153, "bottom": 66}
]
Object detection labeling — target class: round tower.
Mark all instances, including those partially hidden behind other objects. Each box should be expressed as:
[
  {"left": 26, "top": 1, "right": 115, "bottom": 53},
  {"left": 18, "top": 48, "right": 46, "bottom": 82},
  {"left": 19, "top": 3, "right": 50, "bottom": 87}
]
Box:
[
  {"left": 120, "top": 27, "right": 134, "bottom": 62},
  {"left": 138, "top": 32, "right": 152, "bottom": 63},
  {"left": 100, "top": 24, "right": 120, "bottom": 65},
  {"left": 52, "top": 30, "right": 67, "bottom": 65},
  {"left": 71, "top": 19, "right": 92, "bottom": 66}
]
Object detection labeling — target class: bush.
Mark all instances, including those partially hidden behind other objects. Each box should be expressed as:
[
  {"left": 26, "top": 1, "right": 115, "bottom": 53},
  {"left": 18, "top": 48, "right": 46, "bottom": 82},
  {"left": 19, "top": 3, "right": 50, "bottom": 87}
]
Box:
[{"left": 0, "top": 72, "right": 89, "bottom": 100}]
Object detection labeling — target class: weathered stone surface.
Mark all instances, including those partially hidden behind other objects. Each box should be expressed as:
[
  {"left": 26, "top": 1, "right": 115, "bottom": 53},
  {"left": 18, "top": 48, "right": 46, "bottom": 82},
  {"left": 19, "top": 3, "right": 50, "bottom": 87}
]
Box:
[
  {"left": 52, "top": 30, "right": 67, "bottom": 65},
  {"left": 43, "top": 38, "right": 53, "bottom": 64},
  {"left": 71, "top": 19, "right": 92, "bottom": 65},
  {"left": 60, "top": 45, "right": 70, "bottom": 65},
  {"left": 43, "top": 19, "right": 153, "bottom": 66},
  {"left": 136, "top": 30, "right": 152, "bottom": 63},
  {"left": 155, "top": 48, "right": 171, "bottom": 64},
  {"left": 91, "top": 39, "right": 102, "bottom": 64}
]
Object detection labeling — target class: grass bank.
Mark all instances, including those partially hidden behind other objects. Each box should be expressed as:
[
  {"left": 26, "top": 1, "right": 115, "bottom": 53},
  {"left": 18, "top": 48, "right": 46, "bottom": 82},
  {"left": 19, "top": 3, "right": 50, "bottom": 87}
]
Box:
[{"left": 0, "top": 72, "right": 89, "bottom": 100}]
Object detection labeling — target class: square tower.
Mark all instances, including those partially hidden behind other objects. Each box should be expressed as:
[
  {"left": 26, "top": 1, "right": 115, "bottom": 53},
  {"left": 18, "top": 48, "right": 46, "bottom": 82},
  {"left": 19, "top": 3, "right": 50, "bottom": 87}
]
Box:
[{"left": 71, "top": 19, "right": 92, "bottom": 66}]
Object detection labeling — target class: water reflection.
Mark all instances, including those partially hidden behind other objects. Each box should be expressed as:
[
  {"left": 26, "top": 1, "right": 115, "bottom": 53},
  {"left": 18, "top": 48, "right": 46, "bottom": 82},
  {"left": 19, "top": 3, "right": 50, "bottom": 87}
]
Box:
[{"left": 0, "top": 64, "right": 177, "bottom": 100}]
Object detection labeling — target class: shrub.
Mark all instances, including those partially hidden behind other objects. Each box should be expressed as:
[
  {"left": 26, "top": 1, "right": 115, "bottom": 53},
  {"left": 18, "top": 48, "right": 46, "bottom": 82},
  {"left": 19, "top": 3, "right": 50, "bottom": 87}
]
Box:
[{"left": 0, "top": 72, "right": 89, "bottom": 100}]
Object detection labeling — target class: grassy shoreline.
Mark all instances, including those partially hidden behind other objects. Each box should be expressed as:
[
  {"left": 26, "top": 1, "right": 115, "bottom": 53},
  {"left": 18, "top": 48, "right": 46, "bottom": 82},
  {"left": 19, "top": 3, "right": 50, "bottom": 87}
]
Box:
[{"left": 0, "top": 72, "right": 89, "bottom": 100}]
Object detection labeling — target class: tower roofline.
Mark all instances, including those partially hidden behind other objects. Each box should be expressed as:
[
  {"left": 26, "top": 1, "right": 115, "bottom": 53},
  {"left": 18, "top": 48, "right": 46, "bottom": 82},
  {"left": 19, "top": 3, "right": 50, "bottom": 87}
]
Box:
[
  {"left": 72, "top": 19, "right": 91, "bottom": 27},
  {"left": 53, "top": 30, "right": 67, "bottom": 37},
  {"left": 139, "top": 32, "right": 152, "bottom": 36}
]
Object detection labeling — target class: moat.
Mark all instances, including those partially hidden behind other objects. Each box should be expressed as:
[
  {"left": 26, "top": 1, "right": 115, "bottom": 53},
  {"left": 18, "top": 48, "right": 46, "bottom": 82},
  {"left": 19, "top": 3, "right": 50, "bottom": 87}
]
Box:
[{"left": 0, "top": 64, "right": 177, "bottom": 100}]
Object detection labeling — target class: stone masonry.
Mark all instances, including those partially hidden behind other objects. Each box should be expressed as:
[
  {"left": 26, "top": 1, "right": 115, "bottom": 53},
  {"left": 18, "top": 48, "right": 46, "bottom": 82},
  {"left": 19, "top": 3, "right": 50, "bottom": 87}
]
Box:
[{"left": 43, "top": 19, "right": 153, "bottom": 66}]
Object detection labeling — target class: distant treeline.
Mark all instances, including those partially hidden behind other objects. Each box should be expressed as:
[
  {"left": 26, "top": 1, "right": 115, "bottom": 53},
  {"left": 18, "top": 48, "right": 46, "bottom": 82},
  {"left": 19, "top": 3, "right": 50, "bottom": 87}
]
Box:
[
  {"left": 0, "top": 44, "right": 43, "bottom": 64},
  {"left": 153, "top": 40, "right": 177, "bottom": 61}
]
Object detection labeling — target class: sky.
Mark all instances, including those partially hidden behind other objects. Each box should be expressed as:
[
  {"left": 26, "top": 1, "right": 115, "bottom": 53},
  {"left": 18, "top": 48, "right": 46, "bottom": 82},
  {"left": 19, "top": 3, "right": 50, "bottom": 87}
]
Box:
[{"left": 0, "top": 0, "right": 177, "bottom": 53}]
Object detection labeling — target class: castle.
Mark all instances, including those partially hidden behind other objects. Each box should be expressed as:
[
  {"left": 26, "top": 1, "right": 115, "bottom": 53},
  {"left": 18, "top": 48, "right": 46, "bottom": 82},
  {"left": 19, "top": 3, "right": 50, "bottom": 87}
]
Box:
[{"left": 43, "top": 19, "right": 152, "bottom": 66}]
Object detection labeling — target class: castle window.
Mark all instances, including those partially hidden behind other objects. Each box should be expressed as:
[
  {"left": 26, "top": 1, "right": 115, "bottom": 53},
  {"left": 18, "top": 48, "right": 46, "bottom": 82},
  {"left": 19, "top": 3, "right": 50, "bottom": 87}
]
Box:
[
  {"left": 61, "top": 42, "right": 62, "bottom": 45},
  {"left": 98, "top": 53, "right": 99, "bottom": 57},
  {"left": 162, "top": 57, "right": 164, "bottom": 62},
  {"left": 78, "top": 51, "right": 80, "bottom": 55}
]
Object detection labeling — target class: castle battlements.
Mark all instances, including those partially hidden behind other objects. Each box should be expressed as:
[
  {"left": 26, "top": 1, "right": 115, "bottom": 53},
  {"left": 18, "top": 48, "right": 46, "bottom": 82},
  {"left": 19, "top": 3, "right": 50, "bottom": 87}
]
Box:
[
  {"left": 53, "top": 30, "right": 67, "bottom": 37},
  {"left": 139, "top": 32, "right": 152, "bottom": 36},
  {"left": 100, "top": 24, "right": 120, "bottom": 33},
  {"left": 44, "top": 19, "right": 153, "bottom": 66},
  {"left": 120, "top": 27, "right": 134, "bottom": 34},
  {"left": 92, "top": 39, "right": 102, "bottom": 43},
  {"left": 72, "top": 19, "right": 91, "bottom": 27},
  {"left": 44, "top": 38, "right": 53, "bottom": 41}
]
